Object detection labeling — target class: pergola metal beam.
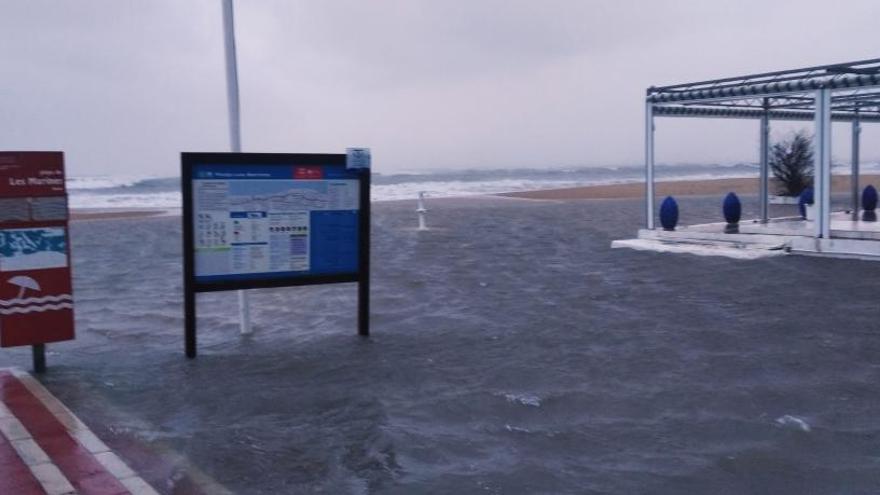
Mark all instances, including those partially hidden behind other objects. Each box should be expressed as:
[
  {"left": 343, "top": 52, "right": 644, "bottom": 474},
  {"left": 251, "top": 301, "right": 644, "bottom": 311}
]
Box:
[
  {"left": 649, "top": 73, "right": 880, "bottom": 106},
  {"left": 644, "top": 58, "right": 880, "bottom": 236},
  {"left": 668, "top": 93, "right": 880, "bottom": 114},
  {"left": 651, "top": 58, "right": 880, "bottom": 95},
  {"left": 652, "top": 105, "right": 880, "bottom": 122},
  {"left": 771, "top": 91, "right": 880, "bottom": 110}
]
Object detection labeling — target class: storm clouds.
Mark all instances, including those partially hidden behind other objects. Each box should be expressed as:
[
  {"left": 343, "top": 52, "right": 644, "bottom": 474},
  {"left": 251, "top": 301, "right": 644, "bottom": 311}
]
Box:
[{"left": 2, "top": 0, "right": 879, "bottom": 175}]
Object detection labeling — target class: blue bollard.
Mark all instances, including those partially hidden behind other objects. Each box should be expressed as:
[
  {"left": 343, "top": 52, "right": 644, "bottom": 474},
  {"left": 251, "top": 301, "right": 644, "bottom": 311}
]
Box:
[
  {"left": 862, "top": 185, "right": 877, "bottom": 221},
  {"left": 722, "top": 192, "right": 741, "bottom": 233},
  {"left": 659, "top": 196, "right": 679, "bottom": 231}
]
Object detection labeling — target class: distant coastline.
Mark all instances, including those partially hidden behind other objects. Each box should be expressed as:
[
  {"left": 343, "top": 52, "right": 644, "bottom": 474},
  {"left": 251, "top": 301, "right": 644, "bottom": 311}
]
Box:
[
  {"left": 66, "top": 165, "right": 880, "bottom": 209},
  {"left": 67, "top": 174, "right": 880, "bottom": 221}
]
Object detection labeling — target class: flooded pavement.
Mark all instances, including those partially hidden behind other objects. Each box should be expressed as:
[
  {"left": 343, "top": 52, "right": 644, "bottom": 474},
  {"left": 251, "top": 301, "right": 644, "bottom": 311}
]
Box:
[{"left": 1, "top": 195, "right": 879, "bottom": 494}]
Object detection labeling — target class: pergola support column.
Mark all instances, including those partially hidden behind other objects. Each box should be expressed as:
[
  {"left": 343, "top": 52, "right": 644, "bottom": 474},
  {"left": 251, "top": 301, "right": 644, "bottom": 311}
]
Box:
[
  {"left": 851, "top": 112, "right": 861, "bottom": 221},
  {"left": 759, "top": 106, "right": 770, "bottom": 223},
  {"left": 814, "top": 88, "right": 832, "bottom": 238},
  {"left": 645, "top": 102, "right": 655, "bottom": 229}
]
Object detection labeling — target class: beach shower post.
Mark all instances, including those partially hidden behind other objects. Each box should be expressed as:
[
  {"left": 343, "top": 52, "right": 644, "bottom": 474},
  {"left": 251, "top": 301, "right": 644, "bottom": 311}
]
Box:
[
  {"left": 417, "top": 191, "right": 428, "bottom": 230},
  {"left": 222, "top": 0, "right": 252, "bottom": 335}
]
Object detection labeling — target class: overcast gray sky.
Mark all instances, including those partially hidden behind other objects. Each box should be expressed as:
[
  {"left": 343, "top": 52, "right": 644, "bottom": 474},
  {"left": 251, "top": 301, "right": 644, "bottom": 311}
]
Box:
[{"left": 2, "top": 0, "right": 879, "bottom": 176}]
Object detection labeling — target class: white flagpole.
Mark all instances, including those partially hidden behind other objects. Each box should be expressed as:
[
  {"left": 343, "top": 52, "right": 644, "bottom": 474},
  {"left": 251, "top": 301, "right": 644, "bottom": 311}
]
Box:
[{"left": 222, "top": 0, "right": 251, "bottom": 335}]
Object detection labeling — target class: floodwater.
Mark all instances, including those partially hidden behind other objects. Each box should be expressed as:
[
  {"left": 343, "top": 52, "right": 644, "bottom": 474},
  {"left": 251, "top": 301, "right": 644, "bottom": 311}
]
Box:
[{"left": 1, "top": 195, "right": 879, "bottom": 494}]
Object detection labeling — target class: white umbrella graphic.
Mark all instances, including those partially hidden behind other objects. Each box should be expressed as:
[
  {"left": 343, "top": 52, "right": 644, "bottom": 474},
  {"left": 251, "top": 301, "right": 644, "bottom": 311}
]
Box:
[{"left": 8, "top": 276, "right": 40, "bottom": 299}]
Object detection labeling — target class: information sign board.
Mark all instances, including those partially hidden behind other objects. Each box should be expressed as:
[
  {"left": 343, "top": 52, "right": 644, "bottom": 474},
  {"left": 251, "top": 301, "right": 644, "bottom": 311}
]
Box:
[{"left": 181, "top": 152, "right": 371, "bottom": 357}]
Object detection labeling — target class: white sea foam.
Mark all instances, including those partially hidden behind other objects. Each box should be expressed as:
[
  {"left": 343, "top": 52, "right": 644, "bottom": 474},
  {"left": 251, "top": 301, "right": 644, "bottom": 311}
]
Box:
[
  {"left": 66, "top": 175, "right": 152, "bottom": 190},
  {"left": 373, "top": 178, "right": 626, "bottom": 202},
  {"left": 504, "top": 393, "right": 542, "bottom": 407},
  {"left": 775, "top": 414, "right": 811, "bottom": 432},
  {"left": 68, "top": 192, "right": 182, "bottom": 209}
]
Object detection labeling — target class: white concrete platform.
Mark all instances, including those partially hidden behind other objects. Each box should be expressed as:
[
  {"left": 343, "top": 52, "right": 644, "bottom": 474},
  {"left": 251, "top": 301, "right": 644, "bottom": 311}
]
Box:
[
  {"left": 612, "top": 238, "right": 786, "bottom": 259},
  {"left": 613, "top": 211, "right": 880, "bottom": 261},
  {"left": 684, "top": 212, "right": 880, "bottom": 240}
]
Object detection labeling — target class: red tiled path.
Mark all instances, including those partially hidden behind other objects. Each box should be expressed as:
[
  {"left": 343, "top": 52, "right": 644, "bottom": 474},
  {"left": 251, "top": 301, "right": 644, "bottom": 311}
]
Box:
[
  {"left": 0, "top": 370, "right": 131, "bottom": 495},
  {"left": 0, "top": 431, "right": 45, "bottom": 495}
]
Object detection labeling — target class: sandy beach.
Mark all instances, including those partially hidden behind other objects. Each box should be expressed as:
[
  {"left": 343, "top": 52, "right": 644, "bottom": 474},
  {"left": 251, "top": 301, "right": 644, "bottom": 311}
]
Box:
[{"left": 0, "top": 185, "right": 874, "bottom": 494}]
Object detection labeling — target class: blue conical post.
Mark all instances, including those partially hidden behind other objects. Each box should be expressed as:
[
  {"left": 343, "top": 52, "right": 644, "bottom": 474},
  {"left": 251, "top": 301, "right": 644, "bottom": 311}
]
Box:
[
  {"left": 862, "top": 185, "right": 877, "bottom": 221},
  {"left": 659, "top": 196, "right": 678, "bottom": 231},
  {"left": 723, "top": 192, "right": 741, "bottom": 233}
]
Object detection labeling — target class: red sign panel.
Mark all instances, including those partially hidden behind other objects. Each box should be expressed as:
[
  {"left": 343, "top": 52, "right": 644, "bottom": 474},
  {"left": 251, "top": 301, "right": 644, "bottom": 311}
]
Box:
[
  {"left": 0, "top": 152, "right": 74, "bottom": 347},
  {"left": 293, "top": 166, "right": 324, "bottom": 180},
  {"left": 0, "top": 152, "right": 66, "bottom": 197},
  {"left": 0, "top": 267, "right": 73, "bottom": 347}
]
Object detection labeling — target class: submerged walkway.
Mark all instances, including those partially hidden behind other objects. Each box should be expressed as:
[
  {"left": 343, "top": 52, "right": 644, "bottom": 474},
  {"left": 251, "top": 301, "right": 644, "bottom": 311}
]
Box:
[{"left": 0, "top": 368, "right": 158, "bottom": 495}]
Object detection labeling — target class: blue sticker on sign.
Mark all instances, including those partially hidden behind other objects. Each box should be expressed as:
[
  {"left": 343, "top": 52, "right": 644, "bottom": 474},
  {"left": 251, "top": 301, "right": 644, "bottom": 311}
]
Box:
[{"left": 346, "top": 148, "right": 371, "bottom": 169}]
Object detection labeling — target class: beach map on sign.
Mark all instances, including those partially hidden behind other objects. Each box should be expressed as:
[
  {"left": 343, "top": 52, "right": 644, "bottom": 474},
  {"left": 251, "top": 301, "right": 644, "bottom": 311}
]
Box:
[{"left": 193, "top": 178, "right": 359, "bottom": 279}]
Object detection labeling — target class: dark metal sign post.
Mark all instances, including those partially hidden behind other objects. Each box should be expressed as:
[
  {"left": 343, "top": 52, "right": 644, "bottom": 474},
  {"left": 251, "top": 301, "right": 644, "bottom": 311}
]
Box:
[{"left": 182, "top": 152, "right": 371, "bottom": 358}]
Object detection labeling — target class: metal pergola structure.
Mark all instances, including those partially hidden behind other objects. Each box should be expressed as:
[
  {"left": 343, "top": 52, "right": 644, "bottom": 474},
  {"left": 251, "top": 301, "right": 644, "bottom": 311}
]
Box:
[{"left": 645, "top": 58, "right": 880, "bottom": 238}]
